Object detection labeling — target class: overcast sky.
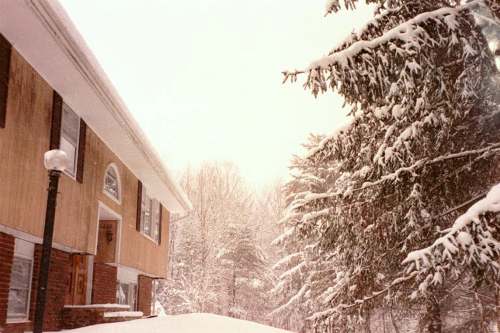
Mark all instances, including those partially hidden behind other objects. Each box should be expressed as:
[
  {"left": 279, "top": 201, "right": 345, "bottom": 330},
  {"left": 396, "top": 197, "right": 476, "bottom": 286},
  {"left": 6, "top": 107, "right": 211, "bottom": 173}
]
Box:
[{"left": 60, "top": 0, "right": 373, "bottom": 188}]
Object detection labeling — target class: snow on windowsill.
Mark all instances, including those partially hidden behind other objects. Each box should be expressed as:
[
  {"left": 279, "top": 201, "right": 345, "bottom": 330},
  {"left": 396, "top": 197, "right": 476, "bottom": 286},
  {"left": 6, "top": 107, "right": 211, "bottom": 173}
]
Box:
[
  {"left": 103, "top": 311, "right": 143, "bottom": 318},
  {"left": 64, "top": 304, "right": 130, "bottom": 309}
]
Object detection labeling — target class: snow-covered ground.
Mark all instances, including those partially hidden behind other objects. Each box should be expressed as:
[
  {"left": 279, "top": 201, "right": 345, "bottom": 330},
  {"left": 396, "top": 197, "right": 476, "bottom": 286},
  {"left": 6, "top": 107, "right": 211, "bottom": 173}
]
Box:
[{"left": 61, "top": 313, "right": 293, "bottom": 333}]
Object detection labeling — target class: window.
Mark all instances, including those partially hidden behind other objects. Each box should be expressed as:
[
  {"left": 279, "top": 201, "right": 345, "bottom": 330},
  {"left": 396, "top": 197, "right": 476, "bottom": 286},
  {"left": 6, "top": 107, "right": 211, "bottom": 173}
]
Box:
[
  {"left": 152, "top": 200, "right": 161, "bottom": 242},
  {"left": 60, "top": 103, "right": 80, "bottom": 177},
  {"left": 104, "top": 164, "right": 121, "bottom": 203},
  {"left": 7, "top": 240, "right": 34, "bottom": 322},
  {"left": 140, "top": 186, "right": 161, "bottom": 243},
  {"left": 116, "top": 282, "right": 137, "bottom": 310}
]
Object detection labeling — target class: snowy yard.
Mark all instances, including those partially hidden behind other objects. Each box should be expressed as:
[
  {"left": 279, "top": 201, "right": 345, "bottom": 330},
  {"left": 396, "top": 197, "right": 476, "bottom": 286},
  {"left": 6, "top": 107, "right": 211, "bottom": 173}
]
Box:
[{"left": 61, "top": 313, "right": 293, "bottom": 333}]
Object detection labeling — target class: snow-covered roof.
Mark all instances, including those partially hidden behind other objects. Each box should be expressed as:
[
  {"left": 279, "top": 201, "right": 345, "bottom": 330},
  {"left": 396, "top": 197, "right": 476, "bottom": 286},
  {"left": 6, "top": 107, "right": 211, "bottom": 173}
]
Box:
[{"left": 0, "top": 0, "right": 192, "bottom": 213}]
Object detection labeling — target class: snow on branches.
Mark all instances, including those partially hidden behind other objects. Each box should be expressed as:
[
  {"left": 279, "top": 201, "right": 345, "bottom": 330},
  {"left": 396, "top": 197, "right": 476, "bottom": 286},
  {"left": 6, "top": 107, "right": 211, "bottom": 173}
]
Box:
[
  {"left": 403, "top": 183, "right": 500, "bottom": 293},
  {"left": 286, "top": 0, "right": 496, "bottom": 106},
  {"left": 275, "top": 0, "right": 500, "bottom": 331}
]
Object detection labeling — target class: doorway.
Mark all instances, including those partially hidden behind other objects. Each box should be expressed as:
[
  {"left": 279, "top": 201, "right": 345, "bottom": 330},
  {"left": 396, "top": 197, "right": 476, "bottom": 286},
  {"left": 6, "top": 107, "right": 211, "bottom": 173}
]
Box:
[
  {"left": 66, "top": 254, "right": 90, "bottom": 305},
  {"left": 95, "top": 203, "right": 121, "bottom": 264}
]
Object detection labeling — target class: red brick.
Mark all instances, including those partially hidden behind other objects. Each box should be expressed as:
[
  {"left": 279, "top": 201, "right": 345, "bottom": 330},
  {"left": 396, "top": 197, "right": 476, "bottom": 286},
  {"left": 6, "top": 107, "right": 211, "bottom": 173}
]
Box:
[
  {"left": 0, "top": 232, "right": 14, "bottom": 327},
  {"left": 3, "top": 322, "right": 30, "bottom": 333},
  {"left": 91, "top": 263, "right": 117, "bottom": 304},
  {"left": 28, "top": 245, "right": 72, "bottom": 332},
  {"left": 62, "top": 305, "right": 141, "bottom": 329}
]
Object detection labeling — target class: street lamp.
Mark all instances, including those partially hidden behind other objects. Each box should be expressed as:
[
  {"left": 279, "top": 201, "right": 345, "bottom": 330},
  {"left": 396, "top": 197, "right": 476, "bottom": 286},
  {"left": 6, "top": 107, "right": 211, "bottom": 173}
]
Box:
[{"left": 33, "top": 150, "right": 68, "bottom": 333}]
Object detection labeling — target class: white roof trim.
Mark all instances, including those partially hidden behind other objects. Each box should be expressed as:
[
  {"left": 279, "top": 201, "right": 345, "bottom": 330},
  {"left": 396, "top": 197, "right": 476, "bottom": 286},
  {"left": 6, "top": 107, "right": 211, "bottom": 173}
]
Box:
[{"left": 0, "top": 0, "right": 191, "bottom": 213}]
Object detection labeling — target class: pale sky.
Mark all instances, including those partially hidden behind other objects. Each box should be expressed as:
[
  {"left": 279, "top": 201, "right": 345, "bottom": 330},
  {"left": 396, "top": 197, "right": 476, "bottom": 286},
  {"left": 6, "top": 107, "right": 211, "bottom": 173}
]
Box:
[{"left": 60, "top": 0, "right": 373, "bottom": 188}]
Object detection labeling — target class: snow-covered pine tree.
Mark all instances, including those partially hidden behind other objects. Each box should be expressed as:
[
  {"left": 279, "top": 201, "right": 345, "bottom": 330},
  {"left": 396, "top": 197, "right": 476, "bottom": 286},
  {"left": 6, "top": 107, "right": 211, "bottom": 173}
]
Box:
[
  {"left": 271, "top": 231, "right": 339, "bottom": 332},
  {"left": 402, "top": 183, "right": 500, "bottom": 332},
  {"left": 255, "top": 181, "right": 287, "bottom": 267},
  {"left": 280, "top": 0, "right": 500, "bottom": 332},
  {"left": 271, "top": 135, "right": 341, "bottom": 332},
  {"left": 159, "top": 214, "right": 208, "bottom": 314},
  {"left": 217, "top": 223, "right": 273, "bottom": 322}
]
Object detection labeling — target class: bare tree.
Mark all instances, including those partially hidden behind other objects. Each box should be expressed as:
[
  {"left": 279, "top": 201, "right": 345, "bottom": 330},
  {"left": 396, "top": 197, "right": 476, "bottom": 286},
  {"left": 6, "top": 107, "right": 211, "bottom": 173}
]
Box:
[{"left": 161, "top": 161, "right": 280, "bottom": 324}]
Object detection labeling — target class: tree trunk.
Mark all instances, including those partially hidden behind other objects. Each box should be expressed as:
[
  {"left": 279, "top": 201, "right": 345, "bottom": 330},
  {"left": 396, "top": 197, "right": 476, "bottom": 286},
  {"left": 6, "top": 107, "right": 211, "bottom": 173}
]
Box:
[
  {"left": 496, "top": 286, "right": 500, "bottom": 333},
  {"left": 474, "top": 292, "right": 488, "bottom": 333},
  {"left": 382, "top": 310, "right": 386, "bottom": 333},
  {"left": 425, "top": 298, "right": 442, "bottom": 333},
  {"left": 389, "top": 309, "right": 401, "bottom": 333},
  {"left": 232, "top": 267, "right": 236, "bottom": 309},
  {"left": 364, "top": 310, "right": 371, "bottom": 333}
]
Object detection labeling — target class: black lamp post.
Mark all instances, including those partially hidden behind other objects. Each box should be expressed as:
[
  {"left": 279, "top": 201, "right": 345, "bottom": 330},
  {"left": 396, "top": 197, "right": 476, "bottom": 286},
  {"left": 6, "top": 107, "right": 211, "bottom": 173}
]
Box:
[{"left": 33, "top": 150, "right": 68, "bottom": 333}]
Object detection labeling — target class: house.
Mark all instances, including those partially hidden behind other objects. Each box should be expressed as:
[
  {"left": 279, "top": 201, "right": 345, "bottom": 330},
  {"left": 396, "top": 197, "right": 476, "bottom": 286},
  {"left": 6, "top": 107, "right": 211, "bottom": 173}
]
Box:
[{"left": 0, "top": 1, "right": 191, "bottom": 332}]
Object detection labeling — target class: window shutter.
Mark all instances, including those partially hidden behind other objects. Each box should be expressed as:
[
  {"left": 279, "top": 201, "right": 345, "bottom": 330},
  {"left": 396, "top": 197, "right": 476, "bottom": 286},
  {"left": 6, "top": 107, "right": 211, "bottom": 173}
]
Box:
[
  {"left": 76, "top": 119, "right": 86, "bottom": 183},
  {"left": 50, "top": 91, "right": 63, "bottom": 149},
  {"left": 0, "top": 33, "right": 12, "bottom": 128},
  {"left": 136, "top": 181, "right": 142, "bottom": 231},
  {"left": 158, "top": 204, "right": 163, "bottom": 245}
]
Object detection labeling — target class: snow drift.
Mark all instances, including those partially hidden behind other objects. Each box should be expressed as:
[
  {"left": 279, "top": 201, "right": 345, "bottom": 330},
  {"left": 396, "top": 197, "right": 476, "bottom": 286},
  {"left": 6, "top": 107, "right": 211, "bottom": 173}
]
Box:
[{"left": 61, "top": 313, "right": 293, "bottom": 333}]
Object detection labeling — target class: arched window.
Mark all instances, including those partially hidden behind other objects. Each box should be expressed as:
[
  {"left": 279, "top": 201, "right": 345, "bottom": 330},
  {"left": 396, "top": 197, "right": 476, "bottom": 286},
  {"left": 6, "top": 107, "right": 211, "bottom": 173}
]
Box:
[{"left": 104, "top": 164, "right": 121, "bottom": 203}]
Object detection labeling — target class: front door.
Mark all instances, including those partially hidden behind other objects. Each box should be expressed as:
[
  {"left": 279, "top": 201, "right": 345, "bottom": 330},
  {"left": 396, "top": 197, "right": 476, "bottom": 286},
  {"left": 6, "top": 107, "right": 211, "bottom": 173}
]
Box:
[
  {"left": 67, "top": 254, "right": 88, "bottom": 305},
  {"left": 96, "top": 220, "right": 118, "bottom": 263}
]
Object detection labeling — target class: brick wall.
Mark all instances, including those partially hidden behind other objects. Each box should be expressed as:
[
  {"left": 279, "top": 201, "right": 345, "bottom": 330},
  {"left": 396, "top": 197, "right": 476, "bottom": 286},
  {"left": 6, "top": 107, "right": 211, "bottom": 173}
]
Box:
[
  {"left": 92, "top": 263, "right": 117, "bottom": 304},
  {"left": 0, "top": 232, "right": 14, "bottom": 330},
  {"left": 62, "top": 305, "right": 140, "bottom": 329},
  {"left": 28, "top": 245, "right": 72, "bottom": 332},
  {"left": 137, "top": 275, "right": 153, "bottom": 316},
  {"left": 3, "top": 321, "right": 30, "bottom": 333},
  {"left": 1, "top": 238, "right": 71, "bottom": 333}
]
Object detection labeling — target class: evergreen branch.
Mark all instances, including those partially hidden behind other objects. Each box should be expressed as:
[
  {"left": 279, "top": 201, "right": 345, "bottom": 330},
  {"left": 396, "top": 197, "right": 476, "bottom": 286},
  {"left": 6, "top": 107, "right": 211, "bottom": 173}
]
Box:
[
  {"left": 359, "top": 143, "right": 500, "bottom": 191},
  {"left": 472, "top": 12, "right": 500, "bottom": 27},
  {"left": 308, "top": 271, "right": 419, "bottom": 323},
  {"left": 285, "top": 0, "right": 485, "bottom": 79},
  {"left": 402, "top": 183, "right": 500, "bottom": 272},
  {"left": 337, "top": 271, "right": 419, "bottom": 310},
  {"left": 436, "top": 192, "right": 487, "bottom": 220}
]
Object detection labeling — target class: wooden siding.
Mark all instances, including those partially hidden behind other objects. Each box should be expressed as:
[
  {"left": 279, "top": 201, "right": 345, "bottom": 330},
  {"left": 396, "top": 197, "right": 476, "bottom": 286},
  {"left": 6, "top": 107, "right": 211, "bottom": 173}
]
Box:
[
  {"left": 0, "top": 49, "right": 52, "bottom": 238},
  {"left": 0, "top": 49, "right": 169, "bottom": 278}
]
